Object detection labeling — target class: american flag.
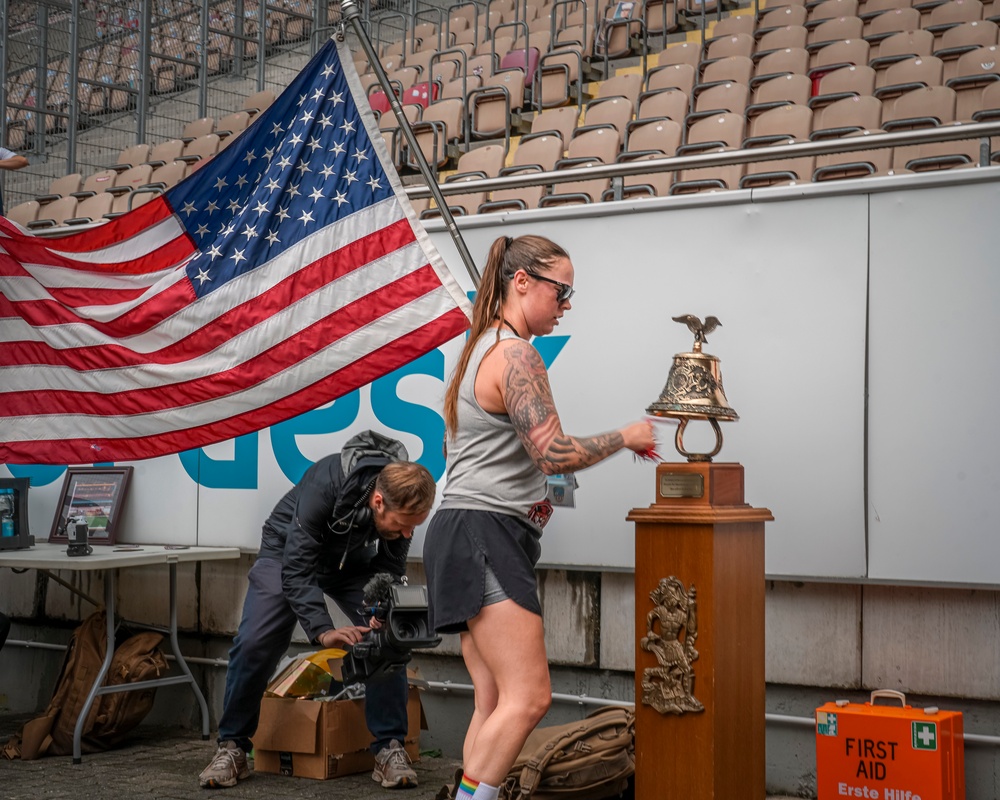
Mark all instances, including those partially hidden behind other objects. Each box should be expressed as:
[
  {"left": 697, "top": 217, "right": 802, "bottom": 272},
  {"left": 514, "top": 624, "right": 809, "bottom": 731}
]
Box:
[{"left": 0, "top": 37, "right": 473, "bottom": 465}]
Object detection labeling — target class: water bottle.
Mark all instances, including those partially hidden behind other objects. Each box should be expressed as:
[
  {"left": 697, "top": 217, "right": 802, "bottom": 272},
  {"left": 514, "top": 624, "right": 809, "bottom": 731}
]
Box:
[{"left": 0, "top": 488, "right": 14, "bottom": 538}]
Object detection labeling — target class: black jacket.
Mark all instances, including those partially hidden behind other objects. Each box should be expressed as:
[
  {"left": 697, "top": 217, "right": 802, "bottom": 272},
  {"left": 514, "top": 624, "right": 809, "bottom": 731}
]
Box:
[{"left": 257, "top": 431, "right": 411, "bottom": 643}]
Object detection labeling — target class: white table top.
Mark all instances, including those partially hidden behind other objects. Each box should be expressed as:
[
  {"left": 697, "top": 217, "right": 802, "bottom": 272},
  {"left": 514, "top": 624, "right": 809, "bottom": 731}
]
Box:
[{"left": 0, "top": 541, "right": 241, "bottom": 570}]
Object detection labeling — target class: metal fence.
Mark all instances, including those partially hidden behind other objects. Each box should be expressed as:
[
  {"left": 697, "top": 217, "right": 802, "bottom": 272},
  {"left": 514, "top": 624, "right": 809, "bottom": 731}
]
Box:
[{"left": 0, "top": 0, "right": 365, "bottom": 207}]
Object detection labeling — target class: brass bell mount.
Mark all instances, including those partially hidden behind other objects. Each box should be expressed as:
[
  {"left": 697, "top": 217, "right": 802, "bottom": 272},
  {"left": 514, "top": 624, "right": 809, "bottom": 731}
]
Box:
[{"left": 646, "top": 315, "right": 739, "bottom": 462}]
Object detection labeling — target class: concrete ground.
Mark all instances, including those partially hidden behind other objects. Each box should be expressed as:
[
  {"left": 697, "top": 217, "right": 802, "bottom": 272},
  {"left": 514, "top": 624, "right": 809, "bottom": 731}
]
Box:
[{"left": 0, "top": 715, "right": 803, "bottom": 800}]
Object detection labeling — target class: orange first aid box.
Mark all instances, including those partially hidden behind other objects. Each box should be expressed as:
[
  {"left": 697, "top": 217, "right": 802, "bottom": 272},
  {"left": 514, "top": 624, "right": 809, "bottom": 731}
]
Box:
[{"left": 815, "top": 691, "right": 965, "bottom": 800}]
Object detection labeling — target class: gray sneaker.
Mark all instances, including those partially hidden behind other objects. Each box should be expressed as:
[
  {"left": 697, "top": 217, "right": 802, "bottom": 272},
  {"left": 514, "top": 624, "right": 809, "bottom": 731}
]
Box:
[
  {"left": 199, "top": 741, "right": 250, "bottom": 789},
  {"left": 372, "top": 739, "right": 418, "bottom": 789}
]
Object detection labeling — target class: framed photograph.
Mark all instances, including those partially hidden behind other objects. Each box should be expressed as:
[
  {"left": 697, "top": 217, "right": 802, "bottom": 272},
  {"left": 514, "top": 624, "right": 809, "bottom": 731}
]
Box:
[{"left": 48, "top": 466, "right": 134, "bottom": 545}]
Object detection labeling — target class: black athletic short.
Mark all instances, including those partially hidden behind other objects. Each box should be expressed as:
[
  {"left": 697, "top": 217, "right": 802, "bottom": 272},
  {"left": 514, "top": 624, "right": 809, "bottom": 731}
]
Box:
[{"left": 422, "top": 507, "right": 543, "bottom": 634}]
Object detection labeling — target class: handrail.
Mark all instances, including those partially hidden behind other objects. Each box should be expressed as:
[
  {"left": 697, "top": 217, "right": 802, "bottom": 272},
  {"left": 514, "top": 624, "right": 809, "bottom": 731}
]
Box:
[{"left": 404, "top": 120, "right": 1000, "bottom": 198}]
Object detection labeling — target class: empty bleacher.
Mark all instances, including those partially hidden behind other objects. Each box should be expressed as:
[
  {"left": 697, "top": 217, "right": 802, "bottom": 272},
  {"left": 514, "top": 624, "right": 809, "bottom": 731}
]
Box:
[{"left": 5, "top": 0, "right": 1000, "bottom": 226}]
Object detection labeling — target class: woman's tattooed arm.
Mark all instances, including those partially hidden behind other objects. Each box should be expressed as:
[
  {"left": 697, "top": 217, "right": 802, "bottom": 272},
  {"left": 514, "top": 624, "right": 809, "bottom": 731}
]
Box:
[{"left": 502, "top": 341, "right": 624, "bottom": 474}]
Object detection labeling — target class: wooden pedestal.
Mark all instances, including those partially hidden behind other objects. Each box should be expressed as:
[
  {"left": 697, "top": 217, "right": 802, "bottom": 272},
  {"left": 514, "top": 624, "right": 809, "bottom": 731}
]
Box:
[{"left": 628, "top": 461, "right": 772, "bottom": 800}]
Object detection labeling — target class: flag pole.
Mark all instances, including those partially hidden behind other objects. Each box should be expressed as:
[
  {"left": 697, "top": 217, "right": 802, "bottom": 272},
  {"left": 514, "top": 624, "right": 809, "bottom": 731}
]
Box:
[{"left": 337, "top": 0, "right": 482, "bottom": 288}]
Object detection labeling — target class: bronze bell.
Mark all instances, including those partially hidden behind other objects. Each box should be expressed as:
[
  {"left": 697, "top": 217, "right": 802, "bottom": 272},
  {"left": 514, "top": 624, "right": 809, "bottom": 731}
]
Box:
[{"left": 646, "top": 315, "right": 738, "bottom": 462}]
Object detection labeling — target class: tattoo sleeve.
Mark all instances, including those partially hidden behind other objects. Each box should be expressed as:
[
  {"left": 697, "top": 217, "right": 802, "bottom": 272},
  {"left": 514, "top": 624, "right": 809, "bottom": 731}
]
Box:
[{"left": 502, "top": 342, "right": 624, "bottom": 474}]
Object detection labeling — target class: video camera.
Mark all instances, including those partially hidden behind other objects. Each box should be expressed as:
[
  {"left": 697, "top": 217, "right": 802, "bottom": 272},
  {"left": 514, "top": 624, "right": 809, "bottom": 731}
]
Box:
[{"left": 341, "top": 573, "right": 441, "bottom": 686}]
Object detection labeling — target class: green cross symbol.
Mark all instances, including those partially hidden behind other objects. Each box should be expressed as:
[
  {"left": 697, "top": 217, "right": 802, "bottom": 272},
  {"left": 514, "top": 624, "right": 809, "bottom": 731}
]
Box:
[{"left": 912, "top": 721, "right": 938, "bottom": 751}]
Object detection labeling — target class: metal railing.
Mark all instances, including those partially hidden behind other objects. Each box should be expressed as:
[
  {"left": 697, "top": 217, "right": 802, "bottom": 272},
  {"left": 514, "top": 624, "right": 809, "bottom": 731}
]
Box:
[{"left": 403, "top": 121, "right": 1000, "bottom": 201}]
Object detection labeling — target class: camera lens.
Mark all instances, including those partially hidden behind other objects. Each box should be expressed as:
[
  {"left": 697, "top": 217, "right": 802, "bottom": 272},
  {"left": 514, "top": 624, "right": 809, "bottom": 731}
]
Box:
[{"left": 395, "top": 621, "right": 419, "bottom": 640}]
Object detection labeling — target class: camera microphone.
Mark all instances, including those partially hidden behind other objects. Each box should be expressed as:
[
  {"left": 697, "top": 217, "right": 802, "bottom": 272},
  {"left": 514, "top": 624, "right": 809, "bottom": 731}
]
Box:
[{"left": 363, "top": 572, "right": 399, "bottom": 608}]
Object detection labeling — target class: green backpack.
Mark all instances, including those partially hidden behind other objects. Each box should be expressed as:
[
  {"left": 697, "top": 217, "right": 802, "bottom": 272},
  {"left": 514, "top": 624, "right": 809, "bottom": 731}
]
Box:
[{"left": 437, "top": 705, "right": 635, "bottom": 800}]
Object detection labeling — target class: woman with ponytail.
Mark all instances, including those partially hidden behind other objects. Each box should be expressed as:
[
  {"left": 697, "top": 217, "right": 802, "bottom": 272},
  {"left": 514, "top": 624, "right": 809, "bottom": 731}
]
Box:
[{"left": 423, "top": 234, "right": 655, "bottom": 800}]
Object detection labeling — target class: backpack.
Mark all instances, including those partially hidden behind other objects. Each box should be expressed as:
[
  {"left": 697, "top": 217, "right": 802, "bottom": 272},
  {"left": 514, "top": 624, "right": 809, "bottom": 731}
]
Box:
[
  {"left": 1, "top": 609, "right": 167, "bottom": 760},
  {"left": 436, "top": 706, "right": 635, "bottom": 800}
]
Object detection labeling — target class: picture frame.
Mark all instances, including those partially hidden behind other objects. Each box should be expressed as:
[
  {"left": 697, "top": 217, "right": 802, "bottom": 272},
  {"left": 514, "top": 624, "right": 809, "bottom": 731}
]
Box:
[{"left": 48, "top": 466, "right": 134, "bottom": 546}]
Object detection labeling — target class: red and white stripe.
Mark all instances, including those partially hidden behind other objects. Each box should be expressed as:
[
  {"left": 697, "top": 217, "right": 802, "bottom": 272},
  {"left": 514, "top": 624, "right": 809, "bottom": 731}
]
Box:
[{"left": 0, "top": 196, "right": 471, "bottom": 464}]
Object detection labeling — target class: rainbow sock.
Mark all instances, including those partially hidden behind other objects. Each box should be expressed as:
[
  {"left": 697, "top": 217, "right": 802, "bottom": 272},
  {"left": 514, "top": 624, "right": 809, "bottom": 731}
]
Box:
[
  {"left": 455, "top": 774, "right": 500, "bottom": 800},
  {"left": 455, "top": 774, "right": 479, "bottom": 800}
]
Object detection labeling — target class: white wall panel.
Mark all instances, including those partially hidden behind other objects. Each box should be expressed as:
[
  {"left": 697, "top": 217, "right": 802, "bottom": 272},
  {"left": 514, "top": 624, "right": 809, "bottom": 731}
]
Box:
[{"left": 867, "top": 181, "right": 1000, "bottom": 583}]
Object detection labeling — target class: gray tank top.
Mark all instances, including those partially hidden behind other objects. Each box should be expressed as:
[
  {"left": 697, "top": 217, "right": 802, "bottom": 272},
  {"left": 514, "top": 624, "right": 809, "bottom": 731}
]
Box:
[{"left": 440, "top": 328, "right": 548, "bottom": 519}]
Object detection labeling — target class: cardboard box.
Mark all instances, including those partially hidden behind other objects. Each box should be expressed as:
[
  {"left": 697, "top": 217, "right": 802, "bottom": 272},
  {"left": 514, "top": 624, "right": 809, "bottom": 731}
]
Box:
[
  {"left": 266, "top": 648, "right": 347, "bottom": 699},
  {"left": 254, "top": 682, "right": 424, "bottom": 780},
  {"left": 816, "top": 694, "right": 965, "bottom": 800}
]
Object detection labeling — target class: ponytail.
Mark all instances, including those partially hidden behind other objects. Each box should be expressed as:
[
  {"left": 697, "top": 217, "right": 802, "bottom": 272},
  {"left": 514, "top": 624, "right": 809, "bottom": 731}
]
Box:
[{"left": 443, "top": 234, "right": 569, "bottom": 435}]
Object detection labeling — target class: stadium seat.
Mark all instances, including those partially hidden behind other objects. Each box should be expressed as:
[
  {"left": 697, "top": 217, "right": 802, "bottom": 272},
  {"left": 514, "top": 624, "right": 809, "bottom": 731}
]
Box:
[
  {"left": 429, "top": 144, "right": 507, "bottom": 216},
  {"left": 479, "top": 131, "right": 565, "bottom": 213},
  {"left": 7, "top": 200, "right": 40, "bottom": 227},
  {"left": 747, "top": 73, "right": 813, "bottom": 117}
]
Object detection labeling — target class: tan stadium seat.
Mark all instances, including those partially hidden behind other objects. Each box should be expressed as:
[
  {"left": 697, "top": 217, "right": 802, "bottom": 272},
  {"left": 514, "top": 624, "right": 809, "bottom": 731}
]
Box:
[
  {"left": 808, "top": 0, "right": 861, "bottom": 27},
  {"left": 758, "top": 4, "right": 809, "bottom": 34},
  {"left": 73, "top": 169, "right": 117, "bottom": 198},
  {"left": 111, "top": 164, "right": 155, "bottom": 196},
  {"left": 428, "top": 144, "right": 507, "bottom": 216},
  {"left": 409, "top": 99, "right": 465, "bottom": 170},
  {"left": 686, "top": 81, "right": 751, "bottom": 127},
  {"left": 215, "top": 112, "right": 250, "bottom": 142},
  {"left": 808, "top": 37, "right": 872, "bottom": 74},
  {"left": 181, "top": 117, "right": 215, "bottom": 142},
  {"left": 540, "top": 126, "right": 620, "bottom": 206},
  {"left": 146, "top": 161, "right": 188, "bottom": 191},
  {"left": 581, "top": 95, "right": 635, "bottom": 147},
  {"left": 754, "top": 25, "right": 809, "bottom": 57},
  {"left": 874, "top": 56, "right": 945, "bottom": 105},
  {"left": 646, "top": 63, "right": 697, "bottom": 96},
  {"left": 748, "top": 73, "right": 814, "bottom": 117},
  {"left": 632, "top": 87, "right": 689, "bottom": 131},
  {"left": 671, "top": 112, "right": 747, "bottom": 194},
  {"left": 614, "top": 117, "right": 682, "bottom": 199},
  {"left": 479, "top": 132, "right": 565, "bottom": 213},
  {"left": 145, "top": 139, "right": 186, "bottom": 168},
  {"left": 109, "top": 143, "right": 151, "bottom": 173},
  {"left": 811, "top": 93, "right": 884, "bottom": 138},
  {"left": 880, "top": 83, "right": 957, "bottom": 128},
  {"left": 470, "top": 70, "right": 525, "bottom": 139},
  {"left": 594, "top": 73, "right": 644, "bottom": 110},
  {"left": 922, "top": 0, "right": 984, "bottom": 34},
  {"left": 7, "top": 200, "right": 40, "bottom": 227},
  {"left": 933, "top": 20, "right": 999, "bottom": 79},
  {"left": 871, "top": 28, "right": 936, "bottom": 73},
  {"left": 810, "top": 96, "right": 892, "bottom": 180},
  {"left": 740, "top": 103, "right": 816, "bottom": 187},
  {"left": 29, "top": 196, "right": 78, "bottom": 228},
  {"left": 752, "top": 47, "right": 811, "bottom": 88},
  {"left": 179, "top": 133, "right": 222, "bottom": 165},
  {"left": 861, "top": 0, "right": 917, "bottom": 25},
  {"left": 807, "top": 16, "right": 866, "bottom": 51},
  {"left": 709, "top": 13, "right": 757, "bottom": 42},
  {"left": 36, "top": 173, "right": 83, "bottom": 205},
  {"left": 893, "top": 120, "right": 997, "bottom": 168},
  {"left": 696, "top": 55, "right": 755, "bottom": 90},
  {"left": 810, "top": 64, "right": 878, "bottom": 109},
  {"left": 703, "top": 32, "right": 756, "bottom": 65},
  {"left": 653, "top": 41, "right": 702, "bottom": 70},
  {"left": 865, "top": 7, "right": 922, "bottom": 42},
  {"left": 531, "top": 106, "right": 580, "bottom": 146},
  {"left": 64, "top": 192, "right": 114, "bottom": 225},
  {"left": 945, "top": 44, "right": 1000, "bottom": 118}
]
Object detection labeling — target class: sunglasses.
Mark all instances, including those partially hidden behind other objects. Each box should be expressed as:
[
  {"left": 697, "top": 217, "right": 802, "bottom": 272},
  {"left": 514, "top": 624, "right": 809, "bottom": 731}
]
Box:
[{"left": 527, "top": 272, "right": 575, "bottom": 304}]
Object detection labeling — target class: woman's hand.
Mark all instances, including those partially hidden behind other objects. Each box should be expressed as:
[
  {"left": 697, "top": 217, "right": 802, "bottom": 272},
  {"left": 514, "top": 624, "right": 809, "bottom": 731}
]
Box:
[{"left": 621, "top": 419, "right": 656, "bottom": 454}]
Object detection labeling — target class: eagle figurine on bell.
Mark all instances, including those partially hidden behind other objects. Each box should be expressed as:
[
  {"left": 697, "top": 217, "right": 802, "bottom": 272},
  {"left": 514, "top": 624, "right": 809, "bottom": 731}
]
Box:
[{"left": 646, "top": 315, "right": 738, "bottom": 462}]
